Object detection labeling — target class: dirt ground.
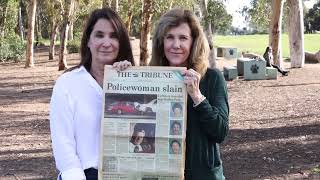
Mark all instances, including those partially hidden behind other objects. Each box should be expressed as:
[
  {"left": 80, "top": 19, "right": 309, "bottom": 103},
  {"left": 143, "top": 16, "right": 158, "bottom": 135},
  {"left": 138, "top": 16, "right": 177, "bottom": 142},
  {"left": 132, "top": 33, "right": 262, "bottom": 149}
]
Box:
[{"left": 0, "top": 42, "right": 319, "bottom": 180}]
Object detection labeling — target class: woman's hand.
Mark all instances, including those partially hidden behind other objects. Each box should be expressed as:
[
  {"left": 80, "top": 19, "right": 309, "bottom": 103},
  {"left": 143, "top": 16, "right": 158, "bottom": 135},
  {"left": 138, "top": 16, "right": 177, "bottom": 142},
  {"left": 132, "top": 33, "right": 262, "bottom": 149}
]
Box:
[
  {"left": 112, "top": 60, "right": 132, "bottom": 71},
  {"left": 181, "top": 69, "right": 205, "bottom": 105}
]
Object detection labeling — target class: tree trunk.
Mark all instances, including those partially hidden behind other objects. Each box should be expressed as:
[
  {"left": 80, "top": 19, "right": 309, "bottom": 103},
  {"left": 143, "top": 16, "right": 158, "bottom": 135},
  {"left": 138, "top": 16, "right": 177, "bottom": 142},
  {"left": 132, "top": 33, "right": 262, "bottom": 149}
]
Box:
[
  {"left": 125, "top": 0, "right": 133, "bottom": 35},
  {"left": 125, "top": 13, "right": 133, "bottom": 36},
  {"left": 49, "top": 22, "right": 58, "bottom": 60},
  {"left": 25, "top": 0, "right": 37, "bottom": 68},
  {"left": 139, "top": 0, "right": 153, "bottom": 66},
  {"left": 0, "top": 5, "right": 8, "bottom": 38},
  {"left": 68, "top": 21, "right": 74, "bottom": 40},
  {"left": 111, "top": 0, "right": 118, "bottom": 12},
  {"left": 59, "top": 23, "right": 69, "bottom": 70},
  {"left": 35, "top": 5, "right": 42, "bottom": 40},
  {"left": 102, "top": 0, "right": 112, "bottom": 7},
  {"left": 270, "top": 0, "right": 284, "bottom": 68},
  {"left": 58, "top": 0, "right": 75, "bottom": 71},
  {"left": 199, "top": 0, "right": 216, "bottom": 68},
  {"left": 18, "top": 2, "right": 24, "bottom": 40},
  {"left": 305, "top": 51, "right": 320, "bottom": 63},
  {"left": 287, "top": 0, "right": 305, "bottom": 68}
]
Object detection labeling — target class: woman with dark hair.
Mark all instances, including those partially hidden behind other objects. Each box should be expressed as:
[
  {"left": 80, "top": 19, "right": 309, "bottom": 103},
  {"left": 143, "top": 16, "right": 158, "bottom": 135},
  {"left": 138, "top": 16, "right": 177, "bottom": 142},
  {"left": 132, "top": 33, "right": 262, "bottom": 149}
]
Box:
[
  {"left": 170, "top": 121, "right": 182, "bottom": 135},
  {"left": 170, "top": 139, "right": 181, "bottom": 154},
  {"left": 263, "top": 46, "right": 288, "bottom": 76},
  {"left": 50, "top": 8, "right": 134, "bottom": 180},
  {"left": 150, "top": 9, "right": 229, "bottom": 180}
]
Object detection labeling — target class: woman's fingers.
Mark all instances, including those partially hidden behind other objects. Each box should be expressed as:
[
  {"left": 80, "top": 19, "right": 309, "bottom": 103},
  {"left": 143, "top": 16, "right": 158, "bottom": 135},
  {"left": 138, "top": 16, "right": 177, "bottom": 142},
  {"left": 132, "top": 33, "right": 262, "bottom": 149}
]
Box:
[
  {"left": 113, "top": 60, "right": 132, "bottom": 71},
  {"left": 182, "top": 69, "right": 200, "bottom": 80}
]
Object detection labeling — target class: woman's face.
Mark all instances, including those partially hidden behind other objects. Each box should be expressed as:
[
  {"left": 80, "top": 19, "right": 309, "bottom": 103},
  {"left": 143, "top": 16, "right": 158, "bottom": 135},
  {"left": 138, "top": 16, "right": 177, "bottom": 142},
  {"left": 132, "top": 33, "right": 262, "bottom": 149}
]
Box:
[
  {"left": 88, "top": 19, "right": 119, "bottom": 65},
  {"left": 172, "top": 123, "right": 181, "bottom": 135},
  {"left": 173, "top": 107, "right": 182, "bottom": 116},
  {"left": 171, "top": 142, "right": 180, "bottom": 154},
  {"left": 164, "top": 23, "right": 193, "bottom": 67}
]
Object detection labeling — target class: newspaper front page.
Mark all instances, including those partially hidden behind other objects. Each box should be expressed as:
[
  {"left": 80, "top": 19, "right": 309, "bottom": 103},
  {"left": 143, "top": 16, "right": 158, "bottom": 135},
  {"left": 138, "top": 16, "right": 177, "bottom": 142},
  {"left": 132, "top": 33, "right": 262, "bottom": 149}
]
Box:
[{"left": 99, "top": 66, "right": 187, "bottom": 180}]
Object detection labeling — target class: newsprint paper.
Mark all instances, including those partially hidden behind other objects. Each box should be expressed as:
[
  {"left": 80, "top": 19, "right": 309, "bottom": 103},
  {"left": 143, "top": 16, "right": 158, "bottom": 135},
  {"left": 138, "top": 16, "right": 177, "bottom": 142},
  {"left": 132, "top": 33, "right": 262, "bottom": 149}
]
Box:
[{"left": 99, "top": 66, "right": 187, "bottom": 180}]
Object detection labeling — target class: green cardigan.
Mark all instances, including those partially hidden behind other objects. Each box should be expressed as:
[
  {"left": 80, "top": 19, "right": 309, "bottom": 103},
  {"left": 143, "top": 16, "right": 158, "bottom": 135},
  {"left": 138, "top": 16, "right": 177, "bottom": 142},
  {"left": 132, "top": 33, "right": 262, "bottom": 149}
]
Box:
[{"left": 184, "top": 68, "right": 229, "bottom": 180}]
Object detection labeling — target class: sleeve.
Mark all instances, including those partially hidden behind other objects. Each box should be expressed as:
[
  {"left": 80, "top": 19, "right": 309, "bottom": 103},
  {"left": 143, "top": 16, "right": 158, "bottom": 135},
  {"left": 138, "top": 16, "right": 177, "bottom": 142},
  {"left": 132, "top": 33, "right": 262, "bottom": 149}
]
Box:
[
  {"left": 49, "top": 78, "right": 86, "bottom": 180},
  {"left": 194, "top": 70, "right": 229, "bottom": 143}
]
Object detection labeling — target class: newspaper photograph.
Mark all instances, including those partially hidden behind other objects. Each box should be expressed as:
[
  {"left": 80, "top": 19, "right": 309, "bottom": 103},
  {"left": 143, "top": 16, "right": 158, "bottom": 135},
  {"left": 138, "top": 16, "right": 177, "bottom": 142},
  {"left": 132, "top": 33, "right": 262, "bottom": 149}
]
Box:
[{"left": 99, "top": 66, "right": 187, "bottom": 180}]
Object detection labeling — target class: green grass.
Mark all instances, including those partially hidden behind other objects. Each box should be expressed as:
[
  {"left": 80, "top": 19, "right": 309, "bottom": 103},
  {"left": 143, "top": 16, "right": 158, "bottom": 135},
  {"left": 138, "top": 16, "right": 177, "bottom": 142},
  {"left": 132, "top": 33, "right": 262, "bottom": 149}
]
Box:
[{"left": 215, "top": 34, "right": 320, "bottom": 58}]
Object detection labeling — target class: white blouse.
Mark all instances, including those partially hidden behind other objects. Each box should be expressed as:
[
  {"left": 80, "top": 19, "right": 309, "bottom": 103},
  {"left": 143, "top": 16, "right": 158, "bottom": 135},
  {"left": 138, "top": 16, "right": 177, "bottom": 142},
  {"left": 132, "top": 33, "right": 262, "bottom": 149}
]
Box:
[{"left": 50, "top": 66, "right": 102, "bottom": 180}]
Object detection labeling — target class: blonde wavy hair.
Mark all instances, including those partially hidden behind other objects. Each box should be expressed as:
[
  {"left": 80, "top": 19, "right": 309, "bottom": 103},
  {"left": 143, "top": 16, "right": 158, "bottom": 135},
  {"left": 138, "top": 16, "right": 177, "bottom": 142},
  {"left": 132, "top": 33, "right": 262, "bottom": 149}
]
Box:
[{"left": 149, "top": 8, "right": 209, "bottom": 77}]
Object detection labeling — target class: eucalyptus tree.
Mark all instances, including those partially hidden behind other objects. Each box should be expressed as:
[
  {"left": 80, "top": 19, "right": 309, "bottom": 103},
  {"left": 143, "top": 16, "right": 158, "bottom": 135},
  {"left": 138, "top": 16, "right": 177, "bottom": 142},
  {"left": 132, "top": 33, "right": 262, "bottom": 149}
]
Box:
[
  {"left": 25, "top": 0, "right": 37, "bottom": 67},
  {"left": 139, "top": 0, "right": 154, "bottom": 66},
  {"left": 42, "top": 0, "right": 62, "bottom": 60},
  {"left": 243, "top": 0, "right": 305, "bottom": 68},
  {"left": 199, "top": 0, "right": 232, "bottom": 68},
  {"left": 58, "top": 0, "right": 75, "bottom": 70}
]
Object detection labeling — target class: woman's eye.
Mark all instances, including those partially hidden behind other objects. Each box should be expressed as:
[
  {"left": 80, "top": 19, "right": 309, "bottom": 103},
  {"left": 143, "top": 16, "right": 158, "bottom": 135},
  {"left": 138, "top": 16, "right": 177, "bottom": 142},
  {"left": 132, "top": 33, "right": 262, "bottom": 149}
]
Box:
[
  {"left": 95, "top": 34, "right": 104, "bottom": 38},
  {"left": 110, "top": 33, "right": 118, "bottom": 38},
  {"left": 166, "top": 35, "right": 174, "bottom": 39},
  {"left": 180, "top": 36, "right": 188, "bottom": 40}
]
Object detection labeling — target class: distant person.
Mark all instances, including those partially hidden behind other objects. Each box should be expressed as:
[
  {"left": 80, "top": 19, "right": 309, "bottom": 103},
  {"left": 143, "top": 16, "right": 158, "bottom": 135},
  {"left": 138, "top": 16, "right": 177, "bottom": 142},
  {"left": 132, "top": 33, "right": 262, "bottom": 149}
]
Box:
[
  {"left": 170, "top": 121, "right": 182, "bottom": 135},
  {"left": 263, "top": 46, "right": 289, "bottom": 76},
  {"left": 50, "top": 8, "right": 134, "bottom": 180},
  {"left": 169, "top": 139, "right": 181, "bottom": 154},
  {"left": 171, "top": 102, "right": 183, "bottom": 117}
]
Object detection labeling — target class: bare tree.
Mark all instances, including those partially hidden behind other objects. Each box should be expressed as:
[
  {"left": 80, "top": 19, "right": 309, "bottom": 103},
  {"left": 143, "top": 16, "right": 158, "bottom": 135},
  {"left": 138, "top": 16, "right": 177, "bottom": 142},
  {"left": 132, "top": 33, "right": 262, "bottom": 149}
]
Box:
[
  {"left": 18, "top": 0, "right": 24, "bottom": 40},
  {"left": 125, "top": 0, "right": 133, "bottom": 35},
  {"left": 45, "top": 0, "right": 62, "bottom": 60},
  {"left": 140, "top": 0, "right": 154, "bottom": 66},
  {"left": 25, "top": 0, "right": 37, "bottom": 68},
  {"left": 287, "top": 0, "right": 305, "bottom": 68},
  {"left": 49, "top": 21, "right": 59, "bottom": 60},
  {"left": 58, "top": 0, "right": 75, "bottom": 70},
  {"left": 270, "top": 0, "right": 285, "bottom": 68},
  {"left": 199, "top": 0, "right": 216, "bottom": 68}
]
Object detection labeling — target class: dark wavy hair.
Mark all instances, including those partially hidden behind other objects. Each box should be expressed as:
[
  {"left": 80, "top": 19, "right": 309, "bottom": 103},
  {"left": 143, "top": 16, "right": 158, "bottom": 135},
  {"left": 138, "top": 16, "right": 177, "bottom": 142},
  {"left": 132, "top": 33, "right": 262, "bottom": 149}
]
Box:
[
  {"left": 170, "top": 139, "right": 181, "bottom": 148},
  {"left": 69, "top": 8, "right": 134, "bottom": 72}
]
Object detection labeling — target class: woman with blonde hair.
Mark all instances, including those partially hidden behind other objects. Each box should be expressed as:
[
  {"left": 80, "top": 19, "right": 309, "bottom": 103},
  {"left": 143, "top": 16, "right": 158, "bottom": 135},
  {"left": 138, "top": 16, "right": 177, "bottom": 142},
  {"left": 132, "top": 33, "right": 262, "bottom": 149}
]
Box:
[{"left": 150, "top": 9, "right": 229, "bottom": 180}]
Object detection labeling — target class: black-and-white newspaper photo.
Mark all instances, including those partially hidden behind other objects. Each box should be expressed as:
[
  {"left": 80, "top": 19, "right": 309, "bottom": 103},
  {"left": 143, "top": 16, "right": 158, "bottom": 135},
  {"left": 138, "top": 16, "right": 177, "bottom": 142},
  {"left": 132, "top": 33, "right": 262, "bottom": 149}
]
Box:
[{"left": 99, "top": 66, "right": 187, "bottom": 180}]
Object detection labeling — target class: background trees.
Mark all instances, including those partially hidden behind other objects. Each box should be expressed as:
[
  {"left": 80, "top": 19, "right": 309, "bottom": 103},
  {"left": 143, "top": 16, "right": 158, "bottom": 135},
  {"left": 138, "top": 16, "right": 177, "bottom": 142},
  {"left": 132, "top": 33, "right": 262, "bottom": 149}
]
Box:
[
  {"left": 0, "top": 0, "right": 234, "bottom": 66},
  {"left": 305, "top": 1, "right": 320, "bottom": 33},
  {"left": 0, "top": 0, "right": 318, "bottom": 68}
]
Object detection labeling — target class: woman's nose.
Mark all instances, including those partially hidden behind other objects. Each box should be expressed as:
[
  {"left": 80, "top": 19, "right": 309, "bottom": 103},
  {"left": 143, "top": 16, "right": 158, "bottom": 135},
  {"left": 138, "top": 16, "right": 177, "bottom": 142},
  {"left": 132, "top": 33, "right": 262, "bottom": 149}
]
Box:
[
  {"left": 102, "top": 38, "right": 112, "bottom": 47},
  {"left": 172, "top": 39, "right": 180, "bottom": 49}
]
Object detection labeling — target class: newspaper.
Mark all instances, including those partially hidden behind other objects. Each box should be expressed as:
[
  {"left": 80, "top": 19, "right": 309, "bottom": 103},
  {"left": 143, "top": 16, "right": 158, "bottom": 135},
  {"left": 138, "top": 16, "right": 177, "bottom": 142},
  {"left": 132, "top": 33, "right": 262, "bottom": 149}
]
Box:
[{"left": 99, "top": 66, "right": 187, "bottom": 180}]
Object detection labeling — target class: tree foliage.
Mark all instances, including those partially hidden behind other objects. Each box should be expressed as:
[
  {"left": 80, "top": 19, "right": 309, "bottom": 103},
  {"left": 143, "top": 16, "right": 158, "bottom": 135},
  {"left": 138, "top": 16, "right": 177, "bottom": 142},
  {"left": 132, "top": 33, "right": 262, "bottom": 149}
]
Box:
[
  {"left": 0, "top": 0, "right": 19, "bottom": 38},
  {"left": 241, "top": 0, "right": 314, "bottom": 33},
  {"left": 206, "top": 0, "right": 232, "bottom": 34},
  {"left": 0, "top": 0, "right": 234, "bottom": 64},
  {"left": 241, "top": 0, "right": 271, "bottom": 32},
  {"left": 305, "top": 1, "right": 320, "bottom": 31}
]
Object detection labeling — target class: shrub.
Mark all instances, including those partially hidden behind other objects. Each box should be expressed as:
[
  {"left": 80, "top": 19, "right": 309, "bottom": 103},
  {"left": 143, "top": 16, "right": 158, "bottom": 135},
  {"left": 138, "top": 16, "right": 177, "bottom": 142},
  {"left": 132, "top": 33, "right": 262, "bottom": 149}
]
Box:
[
  {"left": 67, "top": 39, "right": 81, "bottom": 53},
  {"left": 0, "top": 34, "right": 26, "bottom": 62}
]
